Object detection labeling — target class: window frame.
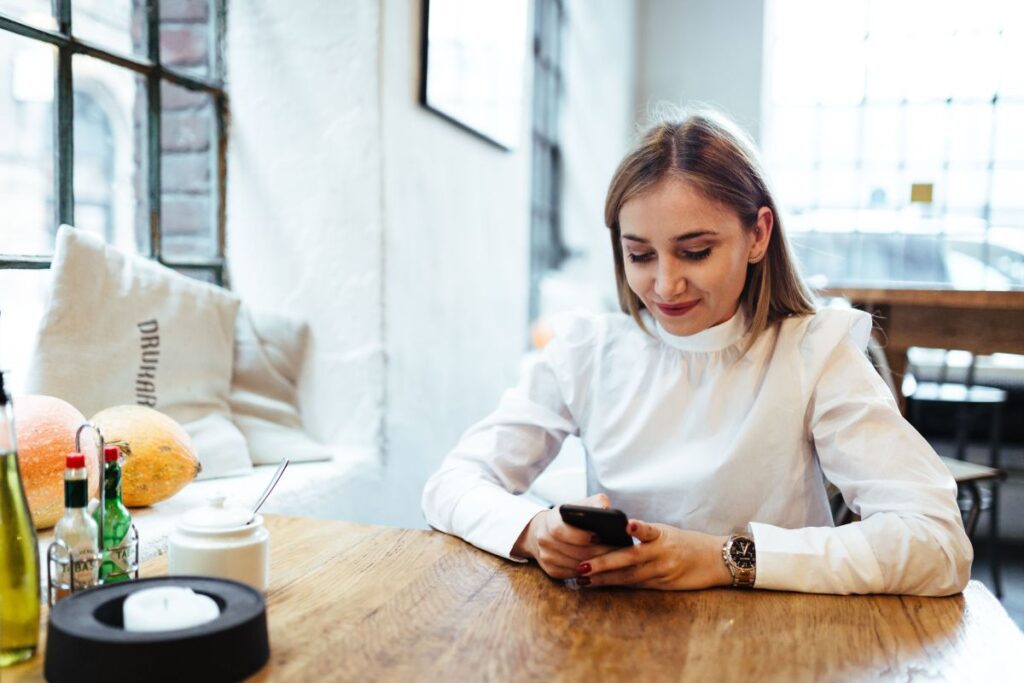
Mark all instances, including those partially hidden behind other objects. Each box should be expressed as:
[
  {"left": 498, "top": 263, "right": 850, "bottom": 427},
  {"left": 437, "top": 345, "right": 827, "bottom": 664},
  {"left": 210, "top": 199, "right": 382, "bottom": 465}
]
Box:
[
  {"left": 0, "top": 0, "right": 228, "bottom": 284},
  {"left": 761, "top": 0, "right": 1024, "bottom": 292},
  {"left": 528, "top": 0, "right": 568, "bottom": 324}
]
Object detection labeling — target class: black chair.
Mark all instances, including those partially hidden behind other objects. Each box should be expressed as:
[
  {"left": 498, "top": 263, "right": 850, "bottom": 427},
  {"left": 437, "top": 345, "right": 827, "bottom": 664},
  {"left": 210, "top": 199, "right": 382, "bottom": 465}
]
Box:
[{"left": 901, "top": 348, "right": 1007, "bottom": 597}]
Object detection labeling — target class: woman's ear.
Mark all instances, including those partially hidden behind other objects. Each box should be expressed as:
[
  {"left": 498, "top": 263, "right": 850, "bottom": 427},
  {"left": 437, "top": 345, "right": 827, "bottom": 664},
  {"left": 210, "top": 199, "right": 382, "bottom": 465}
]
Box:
[{"left": 748, "top": 207, "right": 774, "bottom": 263}]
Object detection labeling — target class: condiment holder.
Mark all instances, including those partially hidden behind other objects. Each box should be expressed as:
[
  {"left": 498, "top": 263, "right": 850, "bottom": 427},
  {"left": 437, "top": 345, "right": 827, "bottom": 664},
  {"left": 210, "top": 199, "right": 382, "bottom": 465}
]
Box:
[
  {"left": 168, "top": 496, "right": 271, "bottom": 592},
  {"left": 46, "top": 423, "right": 140, "bottom": 606},
  {"left": 44, "top": 576, "right": 269, "bottom": 683},
  {"left": 46, "top": 525, "right": 140, "bottom": 604}
]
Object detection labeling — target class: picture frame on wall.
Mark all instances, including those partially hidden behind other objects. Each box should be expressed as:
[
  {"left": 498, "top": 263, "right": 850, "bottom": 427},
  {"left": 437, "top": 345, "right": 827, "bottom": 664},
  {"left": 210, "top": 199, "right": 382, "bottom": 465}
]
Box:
[{"left": 419, "top": 0, "right": 530, "bottom": 151}]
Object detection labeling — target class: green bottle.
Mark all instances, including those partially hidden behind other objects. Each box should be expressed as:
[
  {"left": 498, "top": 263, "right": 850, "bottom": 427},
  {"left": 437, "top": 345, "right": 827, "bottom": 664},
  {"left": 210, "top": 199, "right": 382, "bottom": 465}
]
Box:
[
  {"left": 93, "top": 445, "right": 132, "bottom": 584},
  {"left": 0, "top": 372, "right": 41, "bottom": 667}
]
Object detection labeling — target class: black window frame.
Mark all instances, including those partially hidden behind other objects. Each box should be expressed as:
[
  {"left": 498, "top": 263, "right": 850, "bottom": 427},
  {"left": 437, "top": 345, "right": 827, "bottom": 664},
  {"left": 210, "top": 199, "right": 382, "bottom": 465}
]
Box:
[{"left": 0, "top": 0, "right": 229, "bottom": 285}]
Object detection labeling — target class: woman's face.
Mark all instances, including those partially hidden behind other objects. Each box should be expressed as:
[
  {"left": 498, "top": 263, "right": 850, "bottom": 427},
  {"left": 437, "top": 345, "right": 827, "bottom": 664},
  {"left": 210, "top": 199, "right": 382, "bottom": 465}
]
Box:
[{"left": 618, "top": 177, "right": 772, "bottom": 337}]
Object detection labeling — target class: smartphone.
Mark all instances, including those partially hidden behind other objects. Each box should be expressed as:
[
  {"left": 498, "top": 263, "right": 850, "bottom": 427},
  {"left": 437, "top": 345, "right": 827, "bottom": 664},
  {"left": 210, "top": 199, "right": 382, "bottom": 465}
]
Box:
[{"left": 559, "top": 504, "right": 634, "bottom": 547}]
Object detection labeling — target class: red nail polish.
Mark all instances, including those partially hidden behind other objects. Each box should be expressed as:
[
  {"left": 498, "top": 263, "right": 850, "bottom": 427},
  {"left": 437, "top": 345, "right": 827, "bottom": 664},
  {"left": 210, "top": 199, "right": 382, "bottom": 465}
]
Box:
[
  {"left": 576, "top": 562, "right": 592, "bottom": 575},
  {"left": 577, "top": 576, "right": 591, "bottom": 587},
  {"left": 628, "top": 522, "right": 637, "bottom": 533}
]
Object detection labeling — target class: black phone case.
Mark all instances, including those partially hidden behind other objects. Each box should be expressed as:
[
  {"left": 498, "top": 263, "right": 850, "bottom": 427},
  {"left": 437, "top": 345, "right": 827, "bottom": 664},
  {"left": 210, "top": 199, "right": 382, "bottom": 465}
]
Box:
[{"left": 558, "top": 504, "right": 633, "bottom": 547}]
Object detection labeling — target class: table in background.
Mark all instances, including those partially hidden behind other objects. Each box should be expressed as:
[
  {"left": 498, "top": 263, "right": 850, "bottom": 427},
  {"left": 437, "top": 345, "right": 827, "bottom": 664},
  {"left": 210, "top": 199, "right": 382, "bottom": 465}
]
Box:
[
  {"left": 826, "top": 288, "right": 1024, "bottom": 412},
  {"left": 8, "top": 514, "right": 1024, "bottom": 682}
]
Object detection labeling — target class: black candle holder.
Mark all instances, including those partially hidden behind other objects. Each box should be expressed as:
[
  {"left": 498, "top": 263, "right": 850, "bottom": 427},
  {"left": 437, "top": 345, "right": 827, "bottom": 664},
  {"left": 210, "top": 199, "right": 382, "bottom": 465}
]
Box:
[{"left": 44, "top": 576, "right": 270, "bottom": 683}]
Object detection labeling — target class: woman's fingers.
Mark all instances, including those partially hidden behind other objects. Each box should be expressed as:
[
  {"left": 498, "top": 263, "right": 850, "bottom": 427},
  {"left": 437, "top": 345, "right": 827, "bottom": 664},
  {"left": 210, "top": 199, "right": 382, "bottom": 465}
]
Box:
[
  {"left": 540, "top": 533, "right": 609, "bottom": 562},
  {"left": 535, "top": 545, "right": 585, "bottom": 578},
  {"left": 586, "top": 543, "right": 619, "bottom": 557},
  {"left": 627, "top": 519, "right": 660, "bottom": 543},
  {"left": 584, "top": 561, "right": 662, "bottom": 588},
  {"left": 576, "top": 533, "right": 664, "bottom": 587},
  {"left": 578, "top": 543, "right": 645, "bottom": 578},
  {"left": 551, "top": 520, "right": 595, "bottom": 546}
]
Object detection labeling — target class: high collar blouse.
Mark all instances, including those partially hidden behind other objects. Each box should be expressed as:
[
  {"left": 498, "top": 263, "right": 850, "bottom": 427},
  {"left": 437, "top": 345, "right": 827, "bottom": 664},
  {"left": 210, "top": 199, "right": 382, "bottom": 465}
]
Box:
[{"left": 422, "top": 307, "right": 971, "bottom": 596}]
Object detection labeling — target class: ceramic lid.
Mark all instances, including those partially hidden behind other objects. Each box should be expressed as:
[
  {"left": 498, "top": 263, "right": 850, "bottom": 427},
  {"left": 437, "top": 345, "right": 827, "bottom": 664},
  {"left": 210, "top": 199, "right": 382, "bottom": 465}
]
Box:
[{"left": 181, "top": 496, "right": 253, "bottom": 530}]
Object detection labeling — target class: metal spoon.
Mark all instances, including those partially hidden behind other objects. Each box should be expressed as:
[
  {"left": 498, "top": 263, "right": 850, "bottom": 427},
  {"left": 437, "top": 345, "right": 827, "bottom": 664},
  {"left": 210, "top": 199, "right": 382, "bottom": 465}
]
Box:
[{"left": 248, "top": 458, "right": 289, "bottom": 524}]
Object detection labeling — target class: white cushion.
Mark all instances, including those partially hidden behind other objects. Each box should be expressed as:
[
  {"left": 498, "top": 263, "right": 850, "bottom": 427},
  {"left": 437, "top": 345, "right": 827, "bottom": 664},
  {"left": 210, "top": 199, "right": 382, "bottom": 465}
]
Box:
[
  {"left": 230, "top": 307, "right": 332, "bottom": 465},
  {"left": 26, "top": 225, "right": 252, "bottom": 480}
]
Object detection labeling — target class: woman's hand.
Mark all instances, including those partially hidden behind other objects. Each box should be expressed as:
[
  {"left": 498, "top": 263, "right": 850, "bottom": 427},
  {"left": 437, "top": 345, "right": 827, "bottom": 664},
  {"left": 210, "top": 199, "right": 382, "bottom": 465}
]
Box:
[
  {"left": 512, "top": 494, "right": 617, "bottom": 579},
  {"left": 576, "top": 519, "right": 733, "bottom": 590}
]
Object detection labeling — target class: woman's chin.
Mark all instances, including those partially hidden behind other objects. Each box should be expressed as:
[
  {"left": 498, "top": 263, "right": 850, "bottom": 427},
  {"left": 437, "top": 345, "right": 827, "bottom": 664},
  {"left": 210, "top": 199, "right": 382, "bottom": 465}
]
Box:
[{"left": 654, "top": 311, "right": 707, "bottom": 337}]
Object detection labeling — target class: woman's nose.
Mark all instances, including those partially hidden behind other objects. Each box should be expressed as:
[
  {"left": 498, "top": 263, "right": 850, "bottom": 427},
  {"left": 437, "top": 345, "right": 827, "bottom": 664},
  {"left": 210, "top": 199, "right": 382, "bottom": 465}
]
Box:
[{"left": 654, "top": 260, "right": 687, "bottom": 300}]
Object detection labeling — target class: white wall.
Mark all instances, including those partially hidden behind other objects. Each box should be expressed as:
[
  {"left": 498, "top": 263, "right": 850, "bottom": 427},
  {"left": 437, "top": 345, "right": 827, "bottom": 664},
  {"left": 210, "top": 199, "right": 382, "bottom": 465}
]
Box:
[
  {"left": 637, "top": 0, "right": 765, "bottom": 142},
  {"left": 376, "top": 0, "right": 534, "bottom": 526},
  {"left": 226, "top": 0, "right": 535, "bottom": 528},
  {"left": 225, "top": 0, "right": 639, "bottom": 528},
  {"left": 226, "top": 1, "right": 385, "bottom": 453}
]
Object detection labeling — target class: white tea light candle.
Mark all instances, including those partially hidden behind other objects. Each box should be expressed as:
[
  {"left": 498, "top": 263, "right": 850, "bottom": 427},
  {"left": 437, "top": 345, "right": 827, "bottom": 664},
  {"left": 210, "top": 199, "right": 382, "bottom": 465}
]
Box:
[{"left": 122, "top": 586, "right": 220, "bottom": 632}]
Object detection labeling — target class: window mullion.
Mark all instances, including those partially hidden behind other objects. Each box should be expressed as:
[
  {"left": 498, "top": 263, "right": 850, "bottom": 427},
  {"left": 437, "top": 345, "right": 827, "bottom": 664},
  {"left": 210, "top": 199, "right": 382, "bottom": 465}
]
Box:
[
  {"left": 147, "top": 0, "right": 161, "bottom": 261},
  {"left": 54, "top": 0, "right": 73, "bottom": 228},
  {"left": 215, "top": 92, "right": 227, "bottom": 286},
  {"left": 214, "top": 0, "right": 227, "bottom": 287},
  {"left": 0, "top": 256, "right": 53, "bottom": 269}
]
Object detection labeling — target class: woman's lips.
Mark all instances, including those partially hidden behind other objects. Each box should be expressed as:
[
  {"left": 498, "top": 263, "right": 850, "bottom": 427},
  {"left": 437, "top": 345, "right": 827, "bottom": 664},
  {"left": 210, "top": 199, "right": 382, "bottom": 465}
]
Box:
[{"left": 655, "top": 300, "right": 700, "bottom": 316}]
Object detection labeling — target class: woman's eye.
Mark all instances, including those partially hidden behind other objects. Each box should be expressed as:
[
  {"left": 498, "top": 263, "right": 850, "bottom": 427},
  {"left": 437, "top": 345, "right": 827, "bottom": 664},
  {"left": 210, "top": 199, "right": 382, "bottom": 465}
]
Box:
[
  {"left": 626, "top": 252, "right": 655, "bottom": 264},
  {"left": 681, "top": 248, "right": 712, "bottom": 261}
]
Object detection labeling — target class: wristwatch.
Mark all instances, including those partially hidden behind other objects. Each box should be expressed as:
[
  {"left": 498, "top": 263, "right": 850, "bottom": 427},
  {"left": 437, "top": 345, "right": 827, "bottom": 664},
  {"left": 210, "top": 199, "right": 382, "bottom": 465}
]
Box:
[{"left": 722, "top": 534, "right": 757, "bottom": 588}]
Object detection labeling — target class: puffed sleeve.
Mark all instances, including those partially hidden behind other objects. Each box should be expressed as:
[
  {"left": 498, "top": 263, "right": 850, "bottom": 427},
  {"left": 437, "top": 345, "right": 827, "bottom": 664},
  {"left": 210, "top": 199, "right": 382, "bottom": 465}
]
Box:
[
  {"left": 750, "top": 310, "right": 973, "bottom": 595},
  {"left": 421, "top": 314, "right": 594, "bottom": 561}
]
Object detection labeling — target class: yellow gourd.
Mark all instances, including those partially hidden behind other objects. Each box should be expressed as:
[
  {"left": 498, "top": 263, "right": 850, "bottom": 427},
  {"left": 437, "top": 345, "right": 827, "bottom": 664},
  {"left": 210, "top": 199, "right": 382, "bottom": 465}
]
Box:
[{"left": 91, "top": 405, "right": 201, "bottom": 507}]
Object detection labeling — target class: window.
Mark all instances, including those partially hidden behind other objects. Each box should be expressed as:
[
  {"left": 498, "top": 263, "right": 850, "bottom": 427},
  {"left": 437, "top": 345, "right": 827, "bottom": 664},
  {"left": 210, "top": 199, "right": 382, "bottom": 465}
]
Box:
[
  {"left": 528, "top": 0, "right": 567, "bottom": 324},
  {"left": 763, "top": 0, "right": 1024, "bottom": 290},
  {"left": 0, "top": 0, "right": 226, "bottom": 386}
]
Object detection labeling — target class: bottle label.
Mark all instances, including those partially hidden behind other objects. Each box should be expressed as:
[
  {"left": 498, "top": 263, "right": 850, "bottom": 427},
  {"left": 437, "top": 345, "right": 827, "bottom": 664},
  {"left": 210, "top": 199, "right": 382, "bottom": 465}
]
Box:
[
  {"left": 55, "top": 551, "right": 99, "bottom": 595},
  {"left": 101, "top": 541, "right": 134, "bottom": 583}
]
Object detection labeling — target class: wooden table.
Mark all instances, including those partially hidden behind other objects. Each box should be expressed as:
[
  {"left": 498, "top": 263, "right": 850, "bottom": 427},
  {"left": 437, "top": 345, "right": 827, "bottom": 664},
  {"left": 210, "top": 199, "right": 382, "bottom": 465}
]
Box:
[
  {"left": 8, "top": 514, "right": 1024, "bottom": 682},
  {"left": 825, "top": 288, "right": 1024, "bottom": 411}
]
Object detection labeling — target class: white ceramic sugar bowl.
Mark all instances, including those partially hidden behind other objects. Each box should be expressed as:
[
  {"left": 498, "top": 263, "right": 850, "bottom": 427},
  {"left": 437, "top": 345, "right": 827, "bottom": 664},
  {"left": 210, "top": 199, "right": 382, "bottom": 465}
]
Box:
[{"left": 168, "top": 496, "right": 270, "bottom": 592}]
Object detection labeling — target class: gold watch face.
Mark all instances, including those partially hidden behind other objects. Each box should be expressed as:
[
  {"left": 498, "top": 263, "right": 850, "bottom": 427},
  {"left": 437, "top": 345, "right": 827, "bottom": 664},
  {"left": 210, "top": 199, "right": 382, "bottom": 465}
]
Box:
[{"left": 730, "top": 537, "right": 756, "bottom": 569}]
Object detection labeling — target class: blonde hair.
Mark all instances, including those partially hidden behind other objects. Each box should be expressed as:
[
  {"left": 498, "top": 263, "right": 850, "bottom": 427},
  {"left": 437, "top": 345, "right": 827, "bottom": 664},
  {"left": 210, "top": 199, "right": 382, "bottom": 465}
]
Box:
[{"left": 604, "top": 108, "right": 815, "bottom": 346}]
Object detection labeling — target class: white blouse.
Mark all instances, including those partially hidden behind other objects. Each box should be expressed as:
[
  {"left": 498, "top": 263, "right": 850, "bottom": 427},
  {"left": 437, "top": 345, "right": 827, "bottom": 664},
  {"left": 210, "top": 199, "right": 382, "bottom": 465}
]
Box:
[{"left": 421, "top": 307, "right": 972, "bottom": 596}]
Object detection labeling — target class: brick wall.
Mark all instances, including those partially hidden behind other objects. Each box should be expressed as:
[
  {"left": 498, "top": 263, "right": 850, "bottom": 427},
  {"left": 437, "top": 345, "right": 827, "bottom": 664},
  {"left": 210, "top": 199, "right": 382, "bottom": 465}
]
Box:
[
  {"left": 160, "top": 0, "right": 216, "bottom": 258},
  {"left": 131, "top": 0, "right": 217, "bottom": 259}
]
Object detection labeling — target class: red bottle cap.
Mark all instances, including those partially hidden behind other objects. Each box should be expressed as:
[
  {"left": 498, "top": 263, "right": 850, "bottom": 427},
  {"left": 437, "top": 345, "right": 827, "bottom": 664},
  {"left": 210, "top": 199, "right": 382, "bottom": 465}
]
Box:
[
  {"left": 66, "top": 453, "right": 86, "bottom": 468},
  {"left": 104, "top": 445, "right": 121, "bottom": 462}
]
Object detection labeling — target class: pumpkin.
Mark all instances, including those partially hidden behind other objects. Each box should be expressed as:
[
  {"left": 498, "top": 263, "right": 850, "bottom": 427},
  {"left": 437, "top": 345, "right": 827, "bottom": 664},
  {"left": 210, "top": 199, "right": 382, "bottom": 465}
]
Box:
[
  {"left": 91, "top": 405, "right": 201, "bottom": 507},
  {"left": 13, "top": 395, "right": 99, "bottom": 529}
]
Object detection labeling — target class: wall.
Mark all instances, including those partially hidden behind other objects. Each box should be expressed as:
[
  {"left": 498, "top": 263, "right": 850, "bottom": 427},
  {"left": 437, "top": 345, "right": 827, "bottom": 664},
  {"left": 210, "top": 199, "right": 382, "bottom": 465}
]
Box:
[
  {"left": 376, "top": 0, "right": 534, "bottom": 526},
  {"left": 636, "top": 0, "right": 765, "bottom": 142},
  {"left": 226, "top": 0, "right": 535, "bottom": 527},
  {"left": 224, "top": 0, "right": 639, "bottom": 529},
  {"left": 226, "top": 1, "right": 385, "bottom": 452}
]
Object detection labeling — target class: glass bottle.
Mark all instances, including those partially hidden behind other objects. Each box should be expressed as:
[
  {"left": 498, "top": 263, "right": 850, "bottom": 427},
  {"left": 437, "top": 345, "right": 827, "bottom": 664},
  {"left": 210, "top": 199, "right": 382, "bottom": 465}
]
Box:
[
  {"left": 52, "top": 452, "right": 99, "bottom": 602},
  {"left": 93, "top": 445, "right": 132, "bottom": 584},
  {"left": 0, "top": 371, "right": 41, "bottom": 667}
]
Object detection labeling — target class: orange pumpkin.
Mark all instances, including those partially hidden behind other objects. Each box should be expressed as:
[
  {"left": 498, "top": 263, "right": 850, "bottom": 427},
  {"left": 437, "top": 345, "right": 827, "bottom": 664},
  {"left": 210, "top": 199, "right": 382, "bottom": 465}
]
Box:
[
  {"left": 91, "top": 405, "right": 201, "bottom": 507},
  {"left": 14, "top": 395, "right": 99, "bottom": 529}
]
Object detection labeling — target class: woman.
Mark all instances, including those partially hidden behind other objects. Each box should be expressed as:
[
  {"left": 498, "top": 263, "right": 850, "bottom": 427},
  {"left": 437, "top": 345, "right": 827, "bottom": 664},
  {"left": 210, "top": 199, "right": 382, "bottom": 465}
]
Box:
[{"left": 422, "top": 110, "right": 972, "bottom": 596}]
